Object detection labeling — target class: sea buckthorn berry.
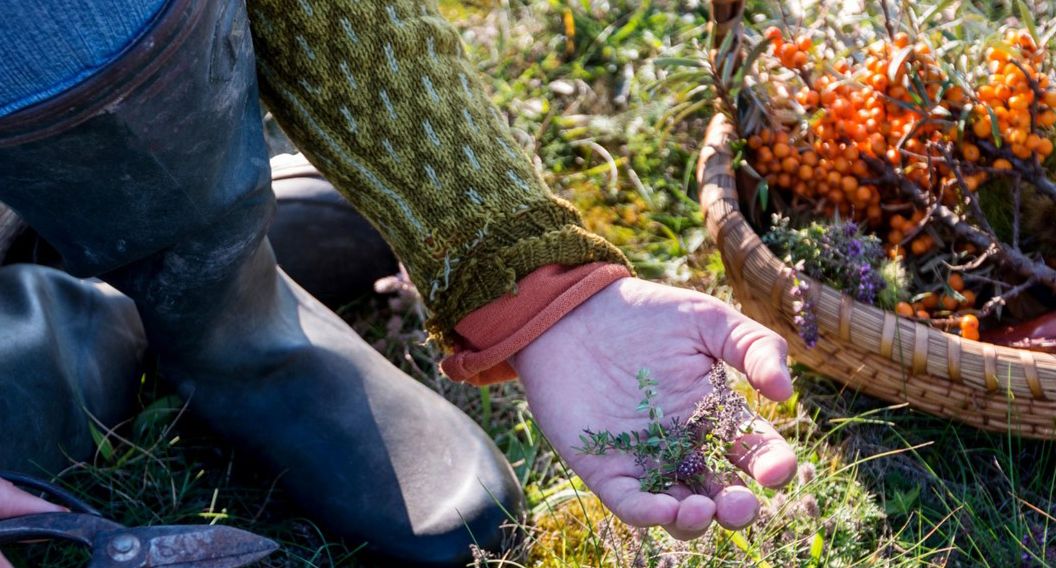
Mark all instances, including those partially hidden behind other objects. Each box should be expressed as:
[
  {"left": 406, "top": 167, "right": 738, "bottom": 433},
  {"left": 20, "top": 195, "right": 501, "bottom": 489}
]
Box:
[
  {"left": 895, "top": 302, "right": 914, "bottom": 317},
  {"left": 921, "top": 293, "right": 939, "bottom": 310},
  {"left": 765, "top": 26, "right": 783, "bottom": 45},
  {"left": 841, "top": 176, "right": 858, "bottom": 192},
  {"left": 993, "top": 158, "right": 1013, "bottom": 170},
  {"left": 940, "top": 294, "right": 959, "bottom": 311},
  {"left": 948, "top": 273, "right": 965, "bottom": 292},
  {"left": 796, "top": 35, "right": 812, "bottom": 51},
  {"left": 962, "top": 326, "right": 980, "bottom": 341},
  {"left": 960, "top": 314, "right": 980, "bottom": 331},
  {"left": 960, "top": 290, "right": 977, "bottom": 308},
  {"left": 910, "top": 238, "right": 929, "bottom": 256},
  {"left": 972, "top": 118, "right": 992, "bottom": 139},
  {"left": 1039, "top": 138, "right": 1054, "bottom": 157},
  {"left": 962, "top": 143, "right": 980, "bottom": 162}
]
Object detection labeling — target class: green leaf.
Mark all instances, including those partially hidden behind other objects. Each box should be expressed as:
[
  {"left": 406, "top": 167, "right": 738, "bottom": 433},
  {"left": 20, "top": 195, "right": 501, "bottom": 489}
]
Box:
[
  {"left": 89, "top": 422, "right": 114, "bottom": 462},
  {"left": 757, "top": 178, "right": 770, "bottom": 211},
  {"left": 986, "top": 105, "right": 1003, "bottom": 148},
  {"left": 1014, "top": 0, "right": 1039, "bottom": 47},
  {"left": 808, "top": 532, "right": 826, "bottom": 566},
  {"left": 918, "top": 0, "right": 957, "bottom": 27},
  {"left": 653, "top": 57, "right": 704, "bottom": 69},
  {"left": 888, "top": 46, "right": 913, "bottom": 83},
  {"left": 732, "top": 38, "right": 772, "bottom": 90},
  {"left": 134, "top": 395, "right": 182, "bottom": 439},
  {"left": 884, "top": 485, "right": 922, "bottom": 515}
]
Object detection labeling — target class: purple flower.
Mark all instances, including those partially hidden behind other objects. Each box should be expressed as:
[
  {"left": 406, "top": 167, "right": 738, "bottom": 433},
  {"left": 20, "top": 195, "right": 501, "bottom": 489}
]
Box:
[
  {"left": 792, "top": 276, "right": 819, "bottom": 348},
  {"left": 854, "top": 261, "right": 884, "bottom": 304},
  {"left": 842, "top": 221, "right": 860, "bottom": 238}
]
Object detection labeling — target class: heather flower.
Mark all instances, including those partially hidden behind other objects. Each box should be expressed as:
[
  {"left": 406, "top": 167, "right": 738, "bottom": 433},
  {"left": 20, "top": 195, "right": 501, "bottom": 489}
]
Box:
[
  {"left": 687, "top": 363, "right": 748, "bottom": 442},
  {"left": 789, "top": 265, "right": 820, "bottom": 348}
]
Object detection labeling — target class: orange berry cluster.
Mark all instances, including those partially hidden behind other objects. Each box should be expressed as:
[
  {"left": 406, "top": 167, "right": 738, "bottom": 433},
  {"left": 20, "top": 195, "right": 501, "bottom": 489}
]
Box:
[
  {"left": 747, "top": 27, "right": 1056, "bottom": 319},
  {"left": 766, "top": 26, "right": 811, "bottom": 69},
  {"left": 895, "top": 274, "right": 977, "bottom": 322},
  {"left": 971, "top": 30, "right": 1056, "bottom": 163}
]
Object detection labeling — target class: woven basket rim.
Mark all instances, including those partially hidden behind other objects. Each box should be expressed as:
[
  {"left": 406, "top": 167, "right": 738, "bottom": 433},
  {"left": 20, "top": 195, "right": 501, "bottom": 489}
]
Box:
[{"left": 698, "top": 113, "right": 1056, "bottom": 423}]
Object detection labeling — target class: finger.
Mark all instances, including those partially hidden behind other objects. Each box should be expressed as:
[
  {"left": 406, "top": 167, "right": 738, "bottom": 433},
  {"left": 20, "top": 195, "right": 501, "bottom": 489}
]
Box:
[
  {"left": 712, "top": 485, "right": 759, "bottom": 530},
  {"left": 727, "top": 415, "right": 798, "bottom": 488},
  {"left": 593, "top": 476, "right": 680, "bottom": 528},
  {"left": 0, "top": 478, "right": 67, "bottom": 518},
  {"left": 0, "top": 551, "right": 12, "bottom": 568},
  {"left": 662, "top": 494, "right": 716, "bottom": 540},
  {"left": 698, "top": 301, "right": 793, "bottom": 401}
]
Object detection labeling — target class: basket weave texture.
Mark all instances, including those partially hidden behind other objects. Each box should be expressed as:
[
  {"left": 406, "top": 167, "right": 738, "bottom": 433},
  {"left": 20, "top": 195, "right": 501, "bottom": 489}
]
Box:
[{"left": 698, "top": 114, "right": 1056, "bottom": 439}]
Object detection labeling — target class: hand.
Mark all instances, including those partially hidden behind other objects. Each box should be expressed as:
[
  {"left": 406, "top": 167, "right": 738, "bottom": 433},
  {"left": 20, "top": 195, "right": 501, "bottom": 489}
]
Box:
[
  {"left": 514, "top": 278, "right": 797, "bottom": 540},
  {"left": 0, "top": 477, "right": 66, "bottom": 568}
]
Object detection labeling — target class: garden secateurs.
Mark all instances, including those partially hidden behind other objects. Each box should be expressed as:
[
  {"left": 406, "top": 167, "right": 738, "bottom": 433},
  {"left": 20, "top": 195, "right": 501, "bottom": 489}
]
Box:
[{"left": 0, "top": 471, "right": 278, "bottom": 567}]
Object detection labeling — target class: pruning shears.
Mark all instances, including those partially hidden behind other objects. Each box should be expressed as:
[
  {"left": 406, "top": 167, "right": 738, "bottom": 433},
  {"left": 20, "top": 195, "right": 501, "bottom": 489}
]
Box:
[{"left": 0, "top": 471, "right": 278, "bottom": 567}]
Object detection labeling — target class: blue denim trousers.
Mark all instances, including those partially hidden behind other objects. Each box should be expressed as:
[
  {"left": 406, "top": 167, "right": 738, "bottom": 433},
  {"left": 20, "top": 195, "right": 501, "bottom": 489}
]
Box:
[{"left": 0, "top": 0, "right": 168, "bottom": 116}]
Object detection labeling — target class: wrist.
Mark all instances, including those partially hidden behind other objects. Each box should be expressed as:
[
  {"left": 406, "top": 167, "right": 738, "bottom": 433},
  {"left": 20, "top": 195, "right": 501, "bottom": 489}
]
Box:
[{"left": 439, "top": 263, "right": 632, "bottom": 385}]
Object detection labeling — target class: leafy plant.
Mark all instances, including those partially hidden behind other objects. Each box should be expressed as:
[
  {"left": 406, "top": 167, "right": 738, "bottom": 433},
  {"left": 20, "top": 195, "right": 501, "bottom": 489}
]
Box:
[{"left": 576, "top": 363, "right": 750, "bottom": 493}]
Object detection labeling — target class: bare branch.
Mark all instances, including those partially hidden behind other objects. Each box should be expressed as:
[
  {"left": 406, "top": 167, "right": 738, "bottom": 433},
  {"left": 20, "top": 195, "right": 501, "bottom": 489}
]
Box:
[{"left": 870, "top": 158, "right": 1056, "bottom": 293}]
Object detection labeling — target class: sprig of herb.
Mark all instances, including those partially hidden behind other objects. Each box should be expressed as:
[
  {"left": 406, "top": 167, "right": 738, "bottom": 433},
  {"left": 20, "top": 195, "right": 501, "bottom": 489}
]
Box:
[{"left": 576, "top": 364, "right": 750, "bottom": 493}]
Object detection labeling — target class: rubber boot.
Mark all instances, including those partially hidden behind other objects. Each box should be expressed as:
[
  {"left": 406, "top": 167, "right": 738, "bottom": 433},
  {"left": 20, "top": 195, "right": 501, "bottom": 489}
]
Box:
[
  {"left": 268, "top": 153, "right": 399, "bottom": 309},
  {"left": 0, "top": 265, "right": 144, "bottom": 475},
  {"left": 0, "top": 1, "right": 520, "bottom": 565}
]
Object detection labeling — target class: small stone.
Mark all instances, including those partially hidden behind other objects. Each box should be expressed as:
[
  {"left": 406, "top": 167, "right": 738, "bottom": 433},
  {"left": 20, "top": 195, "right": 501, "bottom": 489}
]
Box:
[{"left": 549, "top": 80, "right": 576, "bottom": 96}]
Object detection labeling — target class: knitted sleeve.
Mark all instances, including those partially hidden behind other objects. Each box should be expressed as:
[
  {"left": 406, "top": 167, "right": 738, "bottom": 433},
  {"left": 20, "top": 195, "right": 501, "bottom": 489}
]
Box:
[{"left": 247, "top": 0, "right": 631, "bottom": 345}]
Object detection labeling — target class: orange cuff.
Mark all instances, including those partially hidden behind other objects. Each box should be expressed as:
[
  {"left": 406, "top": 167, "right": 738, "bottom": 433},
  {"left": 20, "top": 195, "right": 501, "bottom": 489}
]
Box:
[{"left": 439, "top": 262, "right": 632, "bottom": 385}]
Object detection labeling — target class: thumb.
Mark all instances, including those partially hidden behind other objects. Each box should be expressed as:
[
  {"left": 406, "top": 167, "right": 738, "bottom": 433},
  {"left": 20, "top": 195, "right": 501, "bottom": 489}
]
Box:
[
  {"left": 0, "top": 479, "right": 67, "bottom": 519},
  {"left": 0, "top": 551, "right": 12, "bottom": 568},
  {"left": 697, "top": 300, "right": 793, "bottom": 401}
]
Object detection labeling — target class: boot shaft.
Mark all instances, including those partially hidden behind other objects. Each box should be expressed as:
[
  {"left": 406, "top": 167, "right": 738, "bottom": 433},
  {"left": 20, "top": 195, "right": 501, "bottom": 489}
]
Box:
[{"left": 0, "top": 0, "right": 273, "bottom": 278}]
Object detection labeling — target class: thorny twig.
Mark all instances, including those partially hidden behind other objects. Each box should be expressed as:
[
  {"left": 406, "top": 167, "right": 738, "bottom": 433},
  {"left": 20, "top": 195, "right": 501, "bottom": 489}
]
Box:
[
  {"left": 978, "top": 277, "right": 1038, "bottom": 318},
  {"left": 936, "top": 143, "right": 997, "bottom": 237}
]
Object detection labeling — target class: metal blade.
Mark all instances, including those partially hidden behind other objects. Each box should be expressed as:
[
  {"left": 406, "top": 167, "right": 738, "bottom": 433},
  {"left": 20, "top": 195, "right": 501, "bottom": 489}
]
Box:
[{"left": 94, "top": 524, "right": 278, "bottom": 567}]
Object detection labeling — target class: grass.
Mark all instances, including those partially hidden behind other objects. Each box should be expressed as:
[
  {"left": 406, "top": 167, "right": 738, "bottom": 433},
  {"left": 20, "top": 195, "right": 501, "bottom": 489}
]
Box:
[{"left": 6, "top": 1, "right": 1056, "bottom": 566}]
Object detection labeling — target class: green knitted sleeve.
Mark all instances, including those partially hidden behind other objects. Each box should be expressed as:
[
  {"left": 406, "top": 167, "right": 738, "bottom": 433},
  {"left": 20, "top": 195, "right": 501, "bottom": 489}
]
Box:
[{"left": 247, "top": 0, "right": 630, "bottom": 345}]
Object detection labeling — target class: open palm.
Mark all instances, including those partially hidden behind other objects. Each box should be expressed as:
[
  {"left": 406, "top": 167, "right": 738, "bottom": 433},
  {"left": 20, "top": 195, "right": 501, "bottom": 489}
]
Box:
[{"left": 514, "top": 278, "right": 797, "bottom": 540}]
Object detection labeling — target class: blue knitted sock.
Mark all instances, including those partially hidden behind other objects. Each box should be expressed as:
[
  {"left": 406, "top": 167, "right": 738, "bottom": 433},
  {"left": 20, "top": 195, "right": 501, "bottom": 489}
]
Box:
[{"left": 0, "top": 0, "right": 168, "bottom": 116}]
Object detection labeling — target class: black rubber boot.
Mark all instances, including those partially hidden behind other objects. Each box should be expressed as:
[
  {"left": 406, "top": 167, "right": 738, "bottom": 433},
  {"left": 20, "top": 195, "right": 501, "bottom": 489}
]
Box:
[
  {"left": 0, "top": 265, "right": 144, "bottom": 475},
  {"left": 268, "top": 153, "right": 399, "bottom": 309},
  {"left": 0, "top": 1, "right": 519, "bottom": 565}
]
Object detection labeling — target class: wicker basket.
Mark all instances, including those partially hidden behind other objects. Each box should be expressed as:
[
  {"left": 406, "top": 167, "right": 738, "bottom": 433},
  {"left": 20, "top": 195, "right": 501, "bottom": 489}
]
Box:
[{"left": 698, "top": 113, "right": 1056, "bottom": 439}]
